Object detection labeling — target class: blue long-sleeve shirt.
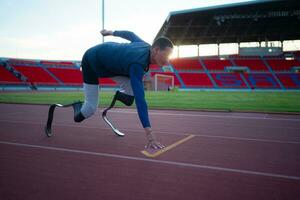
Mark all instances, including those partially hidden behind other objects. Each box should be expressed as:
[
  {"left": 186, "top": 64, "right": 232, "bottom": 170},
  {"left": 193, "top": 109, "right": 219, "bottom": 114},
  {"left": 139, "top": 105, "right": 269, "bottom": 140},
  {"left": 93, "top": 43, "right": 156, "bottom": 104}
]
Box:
[
  {"left": 129, "top": 63, "right": 150, "bottom": 128},
  {"left": 84, "top": 31, "right": 151, "bottom": 128}
]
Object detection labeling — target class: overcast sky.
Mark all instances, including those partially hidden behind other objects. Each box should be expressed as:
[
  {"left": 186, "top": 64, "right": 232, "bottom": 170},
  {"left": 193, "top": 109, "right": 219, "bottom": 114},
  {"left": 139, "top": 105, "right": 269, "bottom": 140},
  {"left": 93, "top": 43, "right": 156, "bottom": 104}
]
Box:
[{"left": 0, "top": 0, "right": 255, "bottom": 60}]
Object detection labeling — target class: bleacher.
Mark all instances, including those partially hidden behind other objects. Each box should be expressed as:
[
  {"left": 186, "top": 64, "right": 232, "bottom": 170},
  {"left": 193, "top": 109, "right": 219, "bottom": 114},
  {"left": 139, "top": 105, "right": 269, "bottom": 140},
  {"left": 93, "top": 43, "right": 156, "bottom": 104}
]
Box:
[
  {"left": 233, "top": 59, "right": 269, "bottom": 71},
  {"left": 266, "top": 59, "right": 300, "bottom": 71},
  {"left": 210, "top": 73, "right": 247, "bottom": 88},
  {"left": 202, "top": 58, "right": 232, "bottom": 71},
  {"left": 179, "top": 73, "right": 213, "bottom": 87},
  {"left": 13, "top": 65, "right": 58, "bottom": 85},
  {"left": 8, "top": 59, "right": 38, "bottom": 66},
  {"left": 0, "top": 64, "right": 23, "bottom": 84},
  {"left": 1, "top": 53, "right": 300, "bottom": 90},
  {"left": 276, "top": 73, "right": 300, "bottom": 89},
  {"left": 99, "top": 78, "right": 118, "bottom": 87},
  {"left": 170, "top": 58, "right": 204, "bottom": 71},
  {"left": 47, "top": 67, "right": 82, "bottom": 85},
  {"left": 40, "top": 60, "right": 75, "bottom": 67},
  {"left": 243, "top": 73, "right": 280, "bottom": 89}
]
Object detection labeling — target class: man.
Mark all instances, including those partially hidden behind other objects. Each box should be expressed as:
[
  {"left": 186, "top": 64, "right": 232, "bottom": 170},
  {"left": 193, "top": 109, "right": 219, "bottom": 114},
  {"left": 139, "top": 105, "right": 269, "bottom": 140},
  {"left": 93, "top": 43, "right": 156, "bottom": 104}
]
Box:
[{"left": 75, "top": 29, "right": 173, "bottom": 149}]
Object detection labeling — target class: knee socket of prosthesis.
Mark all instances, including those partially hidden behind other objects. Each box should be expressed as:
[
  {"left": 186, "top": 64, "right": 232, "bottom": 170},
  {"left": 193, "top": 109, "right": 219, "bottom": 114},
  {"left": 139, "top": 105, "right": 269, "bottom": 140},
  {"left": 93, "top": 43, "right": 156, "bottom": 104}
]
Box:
[{"left": 115, "top": 91, "right": 134, "bottom": 106}]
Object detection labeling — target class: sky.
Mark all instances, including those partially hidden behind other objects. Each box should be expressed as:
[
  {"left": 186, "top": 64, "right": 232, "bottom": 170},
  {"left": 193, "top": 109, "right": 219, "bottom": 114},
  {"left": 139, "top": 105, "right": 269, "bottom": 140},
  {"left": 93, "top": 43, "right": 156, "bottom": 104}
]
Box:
[{"left": 0, "top": 0, "right": 268, "bottom": 60}]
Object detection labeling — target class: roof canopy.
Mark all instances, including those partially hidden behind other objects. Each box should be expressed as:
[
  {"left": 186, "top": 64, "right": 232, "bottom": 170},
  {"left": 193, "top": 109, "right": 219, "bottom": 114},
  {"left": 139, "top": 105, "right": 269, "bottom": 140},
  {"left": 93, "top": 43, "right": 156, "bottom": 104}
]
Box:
[{"left": 155, "top": 0, "right": 300, "bottom": 45}]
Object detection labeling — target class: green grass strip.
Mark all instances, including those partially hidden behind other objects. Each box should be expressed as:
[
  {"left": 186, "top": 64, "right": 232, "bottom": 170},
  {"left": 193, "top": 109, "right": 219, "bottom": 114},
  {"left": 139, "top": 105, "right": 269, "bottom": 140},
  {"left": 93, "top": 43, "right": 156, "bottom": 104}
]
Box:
[{"left": 0, "top": 91, "right": 300, "bottom": 113}]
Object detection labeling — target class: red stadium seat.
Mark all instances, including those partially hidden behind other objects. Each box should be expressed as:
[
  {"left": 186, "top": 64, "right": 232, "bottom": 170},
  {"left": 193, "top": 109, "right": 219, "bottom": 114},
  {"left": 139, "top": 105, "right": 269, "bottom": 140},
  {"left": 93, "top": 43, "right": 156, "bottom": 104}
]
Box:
[
  {"left": 0, "top": 66, "right": 23, "bottom": 84},
  {"left": 244, "top": 73, "right": 280, "bottom": 88},
  {"left": 48, "top": 67, "right": 82, "bottom": 85},
  {"left": 179, "top": 73, "right": 213, "bottom": 87},
  {"left": 203, "top": 59, "right": 232, "bottom": 71},
  {"left": 14, "top": 66, "right": 58, "bottom": 85},
  {"left": 276, "top": 73, "right": 300, "bottom": 88},
  {"left": 49, "top": 67, "right": 118, "bottom": 86},
  {"left": 170, "top": 58, "right": 204, "bottom": 70},
  {"left": 266, "top": 59, "right": 300, "bottom": 71},
  {"left": 99, "top": 78, "right": 117, "bottom": 86},
  {"left": 234, "top": 59, "right": 268, "bottom": 71},
  {"left": 3, "top": 57, "right": 300, "bottom": 90},
  {"left": 210, "top": 73, "right": 247, "bottom": 88}
]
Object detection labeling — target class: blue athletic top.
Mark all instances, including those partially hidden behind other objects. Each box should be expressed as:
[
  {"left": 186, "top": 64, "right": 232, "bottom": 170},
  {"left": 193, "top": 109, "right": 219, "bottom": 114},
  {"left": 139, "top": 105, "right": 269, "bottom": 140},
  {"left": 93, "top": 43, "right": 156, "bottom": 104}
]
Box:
[{"left": 85, "top": 31, "right": 151, "bottom": 128}]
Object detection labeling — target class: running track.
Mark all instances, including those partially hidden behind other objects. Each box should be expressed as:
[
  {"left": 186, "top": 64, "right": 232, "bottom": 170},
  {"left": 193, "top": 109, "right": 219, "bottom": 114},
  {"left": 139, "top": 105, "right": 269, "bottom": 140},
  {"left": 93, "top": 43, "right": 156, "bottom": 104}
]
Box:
[{"left": 0, "top": 104, "right": 299, "bottom": 200}]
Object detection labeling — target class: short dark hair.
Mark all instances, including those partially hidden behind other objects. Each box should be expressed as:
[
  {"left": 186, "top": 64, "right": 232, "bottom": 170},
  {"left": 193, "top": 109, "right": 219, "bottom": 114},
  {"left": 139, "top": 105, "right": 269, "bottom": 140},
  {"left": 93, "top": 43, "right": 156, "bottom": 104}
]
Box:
[{"left": 152, "top": 37, "right": 174, "bottom": 50}]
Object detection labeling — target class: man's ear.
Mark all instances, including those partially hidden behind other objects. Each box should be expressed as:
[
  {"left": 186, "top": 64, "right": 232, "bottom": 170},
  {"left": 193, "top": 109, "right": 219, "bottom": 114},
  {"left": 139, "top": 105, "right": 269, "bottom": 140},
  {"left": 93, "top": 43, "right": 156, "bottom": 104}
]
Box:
[{"left": 153, "top": 47, "right": 160, "bottom": 54}]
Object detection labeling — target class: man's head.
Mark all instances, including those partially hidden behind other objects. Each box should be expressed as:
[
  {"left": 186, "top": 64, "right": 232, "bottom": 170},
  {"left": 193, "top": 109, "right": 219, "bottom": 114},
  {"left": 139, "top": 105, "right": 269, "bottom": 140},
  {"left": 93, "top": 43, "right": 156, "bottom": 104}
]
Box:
[{"left": 151, "top": 37, "right": 173, "bottom": 66}]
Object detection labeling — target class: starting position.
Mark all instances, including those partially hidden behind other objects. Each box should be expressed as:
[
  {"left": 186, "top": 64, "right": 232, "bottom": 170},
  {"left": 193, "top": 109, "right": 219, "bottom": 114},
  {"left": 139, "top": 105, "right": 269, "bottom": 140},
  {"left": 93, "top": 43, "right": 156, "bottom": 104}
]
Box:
[{"left": 73, "top": 29, "right": 173, "bottom": 149}]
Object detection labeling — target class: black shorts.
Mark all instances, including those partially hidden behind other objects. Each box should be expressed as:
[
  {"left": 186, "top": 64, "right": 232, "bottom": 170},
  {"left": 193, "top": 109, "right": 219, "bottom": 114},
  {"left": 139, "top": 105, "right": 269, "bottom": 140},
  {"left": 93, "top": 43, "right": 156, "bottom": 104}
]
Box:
[{"left": 81, "top": 52, "right": 99, "bottom": 85}]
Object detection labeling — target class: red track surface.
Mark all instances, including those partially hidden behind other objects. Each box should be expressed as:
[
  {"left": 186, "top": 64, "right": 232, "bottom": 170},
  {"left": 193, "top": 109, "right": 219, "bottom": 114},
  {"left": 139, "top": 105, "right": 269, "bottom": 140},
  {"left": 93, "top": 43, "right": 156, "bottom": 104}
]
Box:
[{"left": 0, "top": 104, "right": 300, "bottom": 200}]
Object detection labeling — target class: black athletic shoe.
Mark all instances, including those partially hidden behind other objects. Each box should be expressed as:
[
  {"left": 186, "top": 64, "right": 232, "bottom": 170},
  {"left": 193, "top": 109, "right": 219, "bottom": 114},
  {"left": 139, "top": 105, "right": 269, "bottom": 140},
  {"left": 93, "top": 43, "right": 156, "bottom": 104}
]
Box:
[{"left": 72, "top": 101, "right": 85, "bottom": 122}]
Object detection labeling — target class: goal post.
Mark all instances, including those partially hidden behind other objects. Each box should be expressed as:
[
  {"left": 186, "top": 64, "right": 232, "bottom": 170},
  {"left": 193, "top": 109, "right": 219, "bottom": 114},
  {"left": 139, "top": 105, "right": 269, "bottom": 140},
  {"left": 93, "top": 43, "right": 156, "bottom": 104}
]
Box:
[{"left": 153, "top": 73, "right": 175, "bottom": 91}]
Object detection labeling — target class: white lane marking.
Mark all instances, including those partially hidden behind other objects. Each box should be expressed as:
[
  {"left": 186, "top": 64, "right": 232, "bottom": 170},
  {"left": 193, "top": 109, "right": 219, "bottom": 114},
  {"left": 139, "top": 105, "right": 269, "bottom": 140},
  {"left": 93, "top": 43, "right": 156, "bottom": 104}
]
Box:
[
  {"left": 0, "top": 119, "right": 300, "bottom": 145},
  {"left": 110, "top": 110, "right": 300, "bottom": 122},
  {"left": 180, "top": 134, "right": 300, "bottom": 145},
  {"left": 1, "top": 105, "right": 300, "bottom": 121},
  {"left": 1, "top": 117, "right": 300, "bottom": 131},
  {"left": 1, "top": 141, "right": 300, "bottom": 181}
]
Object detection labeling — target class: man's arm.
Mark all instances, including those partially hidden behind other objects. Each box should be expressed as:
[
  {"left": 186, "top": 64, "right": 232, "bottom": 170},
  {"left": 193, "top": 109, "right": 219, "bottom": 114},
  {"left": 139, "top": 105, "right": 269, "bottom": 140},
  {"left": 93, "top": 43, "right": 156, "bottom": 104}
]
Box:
[
  {"left": 100, "top": 29, "right": 144, "bottom": 43},
  {"left": 129, "top": 64, "right": 150, "bottom": 128},
  {"left": 129, "top": 64, "right": 164, "bottom": 149}
]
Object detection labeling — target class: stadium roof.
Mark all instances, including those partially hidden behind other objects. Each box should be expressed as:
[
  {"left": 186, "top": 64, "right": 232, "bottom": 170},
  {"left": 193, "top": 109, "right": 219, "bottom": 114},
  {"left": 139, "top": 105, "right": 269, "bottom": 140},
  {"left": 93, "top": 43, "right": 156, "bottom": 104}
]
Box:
[{"left": 155, "top": 0, "right": 300, "bottom": 45}]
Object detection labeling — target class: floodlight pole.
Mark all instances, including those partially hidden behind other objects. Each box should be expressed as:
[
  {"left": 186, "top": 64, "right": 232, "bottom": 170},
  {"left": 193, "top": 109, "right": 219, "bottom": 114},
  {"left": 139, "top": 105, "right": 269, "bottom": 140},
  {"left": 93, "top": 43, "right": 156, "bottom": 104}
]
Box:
[{"left": 102, "top": 0, "right": 105, "bottom": 43}]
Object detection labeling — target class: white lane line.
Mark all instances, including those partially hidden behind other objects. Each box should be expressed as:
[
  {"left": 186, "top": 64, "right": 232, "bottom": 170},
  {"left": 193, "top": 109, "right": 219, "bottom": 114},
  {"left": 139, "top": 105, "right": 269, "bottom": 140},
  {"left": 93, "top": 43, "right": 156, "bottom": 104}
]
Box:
[
  {"left": 1, "top": 119, "right": 300, "bottom": 145},
  {"left": 1, "top": 106, "right": 300, "bottom": 121},
  {"left": 1, "top": 141, "right": 299, "bottom": 181},
  {"left": 1, "top": 117, "right": 300, "bottom": 131},
  {"left": 110, "top": 110, "right": 300, "bottom": 122},
  {"left": 182, "top": 134, "right": 300, "bottom": 145}
]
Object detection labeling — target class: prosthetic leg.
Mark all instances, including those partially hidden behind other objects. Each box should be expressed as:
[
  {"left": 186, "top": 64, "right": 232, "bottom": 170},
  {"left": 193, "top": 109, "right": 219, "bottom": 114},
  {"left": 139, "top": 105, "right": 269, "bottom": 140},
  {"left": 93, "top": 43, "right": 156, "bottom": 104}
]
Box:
[
  {"left": 102, "top": 91, "right": 134, "bottom": 137},
  {"left": 44, "top": 101, "right": 83, "bottom": 137},
  {"left": 44, "top": 91, "right": 133, "bottom": 138}
]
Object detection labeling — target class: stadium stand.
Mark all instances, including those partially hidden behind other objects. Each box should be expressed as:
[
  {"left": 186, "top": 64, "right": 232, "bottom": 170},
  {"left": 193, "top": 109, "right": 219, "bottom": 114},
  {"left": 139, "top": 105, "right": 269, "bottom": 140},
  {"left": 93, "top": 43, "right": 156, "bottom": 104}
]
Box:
[
  {"left": 266, "top": 59, "right": 300, "bottom": 71},
  {"left": 13, "top": 65, "right": 58, "bottom": 85},
  {"left": 210, "top": 73, "right": 247, "bottom": 88},
  {"left": 9, "top": 59, "right": 38, "bottom": 66},
  {"left": 2, "top": 55, "right": 300, "bottom": 90},
  {"left": 202, "top": 58, "right": 232, "bottom": 71},
  {"left": 243, "top": 73, "right": 280, "bottom": 89},
  {"left": 276, "top": 73, "right": 300, "bottom": 89},
  {"left": 233, "top": 59, "right": 269, "bottom": 71},
  {"left": 0, "top": 64, "right": 23, "bottom": 84},
  {"left": 99, "top": 78, "right": 117, "bottom": 87},
  {"left": 178, "top": 72, "right": 213, "bottom": 87},
  {"left": 41, "top": 60, "right": 75, "bottom": 67},
  {"left": 152, "top": 0, "right": 300, "bottom": 90},
  {"left": 47, "top": 67, "right": 82, "bottom": 85},
  {"left": 170, "top": 58, "right": 204, "bottom": 70},
  {"left": 2, "top": 56, "right": 300, "bottom": 90},
  {"left": 2, "top": 59, "right": 158, "bottom": 88}
]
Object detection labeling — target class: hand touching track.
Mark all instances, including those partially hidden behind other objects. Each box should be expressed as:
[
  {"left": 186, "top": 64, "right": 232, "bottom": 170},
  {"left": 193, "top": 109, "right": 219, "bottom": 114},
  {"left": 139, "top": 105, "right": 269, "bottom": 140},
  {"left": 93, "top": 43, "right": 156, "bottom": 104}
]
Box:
[{"left": 145, "top": 128, "right": 165, "bottom": 149}]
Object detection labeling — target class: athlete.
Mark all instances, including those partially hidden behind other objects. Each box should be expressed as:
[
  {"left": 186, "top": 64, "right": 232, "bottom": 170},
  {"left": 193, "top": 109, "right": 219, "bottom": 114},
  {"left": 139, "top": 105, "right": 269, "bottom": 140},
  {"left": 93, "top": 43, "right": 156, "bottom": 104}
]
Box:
[{"left": 73, "top": 29, "right": 173, "bottom": 149}]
